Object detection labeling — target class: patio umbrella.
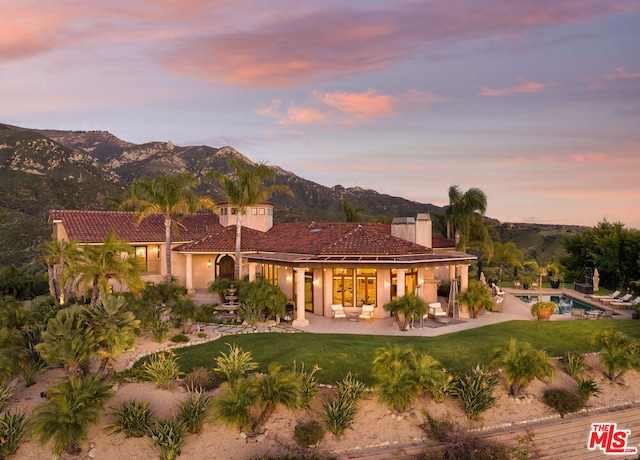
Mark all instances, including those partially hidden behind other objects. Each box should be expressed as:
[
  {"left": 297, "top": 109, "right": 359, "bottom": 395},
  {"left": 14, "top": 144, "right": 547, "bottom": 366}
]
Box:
[
  {"left": 593, "top": 268, "right": 600, "bottom": 292},
  {"left": 480, "top": 272, "right": 487, "bottom": 285},
  {"left": 448, "top": 278, "right": 460, "bottom": 318}
]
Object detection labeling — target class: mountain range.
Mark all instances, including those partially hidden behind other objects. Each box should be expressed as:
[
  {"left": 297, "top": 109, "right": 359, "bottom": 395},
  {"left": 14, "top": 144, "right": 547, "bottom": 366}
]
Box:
[{"left": 0, "top": 123, "right": 446, "bottom": 266}]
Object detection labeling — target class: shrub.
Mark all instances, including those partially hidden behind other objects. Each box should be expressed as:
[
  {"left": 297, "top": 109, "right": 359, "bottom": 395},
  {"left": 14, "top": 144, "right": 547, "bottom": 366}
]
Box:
[
  {"left": 543, "top": 388, "right": 584, "bottom": 417},
  {"left": 575, "top": 377, "right": 600, "bottom": 400},
  {"left": 449, "top": 365, "right": 498, "bottom": 420},
  {"left": 214, "top": 343, "right": 258, "bottom": 385},
  {"left": 294, "top": 421, "right": 325, "bottom": 447},
  {"left": 151, "top": 316, "right": 171, "bottom": 343},
  {"left": 0, "top": 384, "right": 15, "bottom": 411},
  {"left": 563, "top": 352, "right": 586, "bottom": 379},
  {"left": 114, "top": 368, "right": 147, "bottom": 382},
  {"left": 170, "top": 334, "right": 189, "bottom": 343},
  {"left": 108, "top": 400, "right": 153, "bottom": 438},
  {"left": 492, "top": 338, "right": 557, "bottom": 396},
  {"left": 197, "top": 333, "right": 207, "bottom": 339},
  {"left": 183, "top": 367, "right": 219, "bottom": 392},
  {"left": 148, "top": 417, "right": 188, "bottom": 460},
  {"left": 426, "top": 369, "right": 453, "bottom": 403},
  {"left": 0, "top": 410, "right": 27, "bottom": 458},
  {"left": 143, "top": 352, "right": 183, "bottom": 389},
  {"left": 324, "top": 374, "right": 366, "bottom": 436},
  {"left": 591, "top": 330, "right": 640, "bottom": 382},
  {"left": 177, "top": 389, "right": 211, "bottom": 434}
]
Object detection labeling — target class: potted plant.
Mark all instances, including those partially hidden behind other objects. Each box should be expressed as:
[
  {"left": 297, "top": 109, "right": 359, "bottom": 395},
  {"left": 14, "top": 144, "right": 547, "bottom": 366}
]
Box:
[
  {"left": 531, "top": 301, "right": 557, "bottom": 320},
  {"left": 520, "top": 275, "right": 533, "bottom": 290},
  {"left": 547, "top": 262, "right": 563, "bottom": 289}
]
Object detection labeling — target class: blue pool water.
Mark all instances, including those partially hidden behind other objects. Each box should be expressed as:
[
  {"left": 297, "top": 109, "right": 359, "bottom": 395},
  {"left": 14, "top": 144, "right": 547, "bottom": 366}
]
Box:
[{"left": 516, "top": 295, "right": 603, "bottom": 315}]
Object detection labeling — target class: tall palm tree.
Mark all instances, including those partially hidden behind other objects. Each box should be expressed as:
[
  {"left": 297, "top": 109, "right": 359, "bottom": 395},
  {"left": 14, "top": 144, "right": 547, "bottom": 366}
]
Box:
[
  {"left": 445, "top": 185, "right": 490, "bottom": 252},
  {"left": 30, "top": 374, "right": 115, "bottom": 457},
  {"left": 69, "top": 231, "right": 144, "bottom": 307},
  {"left": 207, "top": 159, "right": 291, "bottom": 280},
  {"left": 34, "top": 236, "right": 78, "bottom": 304},
  {"left": 121, "top": 173, "right": 217, "bottom": 282},
  {"left": 489, "top": 242, "right": 523, "bottom": 282},
  {"left": 343, "top": 199, "right": 367, "bottom": 222}
]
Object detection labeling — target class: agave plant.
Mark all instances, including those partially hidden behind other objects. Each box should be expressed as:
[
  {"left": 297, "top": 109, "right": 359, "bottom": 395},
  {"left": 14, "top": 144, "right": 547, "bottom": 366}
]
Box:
[
  {"left": 108, "top": 399, "right": 153, "bottom": 438},
  {"left": 177, "top": 389, "right": 211, "bottom": 434},
  {"left": 148, "top": 417, "right": 188, "bottom": 460}
]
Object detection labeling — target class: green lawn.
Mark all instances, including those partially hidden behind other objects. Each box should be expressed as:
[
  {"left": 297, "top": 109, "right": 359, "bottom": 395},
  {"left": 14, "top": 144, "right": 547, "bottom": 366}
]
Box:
[{"left": 161, "top": 320, "right": 640, "bottom": 387}]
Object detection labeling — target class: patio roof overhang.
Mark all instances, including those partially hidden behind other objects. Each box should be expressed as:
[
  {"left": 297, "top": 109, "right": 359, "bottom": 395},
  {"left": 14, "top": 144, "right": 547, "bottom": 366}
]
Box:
[{"left": 243, "top": 251, "right": 476, "bottom": 268}]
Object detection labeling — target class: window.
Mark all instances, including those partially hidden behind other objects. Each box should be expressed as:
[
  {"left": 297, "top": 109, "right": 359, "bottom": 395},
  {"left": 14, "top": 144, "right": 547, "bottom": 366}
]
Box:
[
  {"left": 390, "top": 268, "right": 417, "bottom": 300},
  {"left": 333, "top": 268, "right": 353, "bottom": 307},
  {"left": 333, "top": 268, "right": 376, "bottom": 307},
  {"left": 220, "top": 208, "right": 228, "bottom": 215},
  {"left": 231, "top": 208, "right": 238, "bottom": 215},
  {"left": 356, "top": 268, "right": 377, "bottom": 306},
  {"left": 268, "top": 208, "right": 273, "bottom": 216},
  {"left": 263, "top": 264, "right": 278, "bottom": 285},
  {"left": 259, "top": 207, "right": 265, "bottom": 215},
  {"left": 251, "top": 207, "right": 258, "bottom": 215}
]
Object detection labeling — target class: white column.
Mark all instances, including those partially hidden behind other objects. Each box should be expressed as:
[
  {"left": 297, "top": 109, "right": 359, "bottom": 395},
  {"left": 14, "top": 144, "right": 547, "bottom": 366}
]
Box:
[
  {"left": 185, "top": 254, "right": 193, "bottom": 293},
  {"left": 248, "top": 262, "right": 257, "bottom": 282},
  {"left": 397, "top": 269, "right": 406, "bottom": 297},
  {"left": 459, "top": 264, "right": 470, "bottom": 292},
  {"left": 292, "top": 267, "right": 309, "bottom": 327}
]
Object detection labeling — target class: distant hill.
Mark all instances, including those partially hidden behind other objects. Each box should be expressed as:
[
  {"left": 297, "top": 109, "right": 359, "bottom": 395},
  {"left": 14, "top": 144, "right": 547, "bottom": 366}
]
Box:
[{"left": 0, "top": 123, "right": 445, "bottom": 266}]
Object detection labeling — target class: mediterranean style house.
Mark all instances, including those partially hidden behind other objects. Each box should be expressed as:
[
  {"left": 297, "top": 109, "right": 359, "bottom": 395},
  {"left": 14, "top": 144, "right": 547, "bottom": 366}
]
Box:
[{"left": 49, "top": 203, "right": 476, "bottom": 327}]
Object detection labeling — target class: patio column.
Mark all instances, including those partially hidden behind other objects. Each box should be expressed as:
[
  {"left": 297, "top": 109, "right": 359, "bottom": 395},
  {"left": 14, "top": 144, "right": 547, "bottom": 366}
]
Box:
[
  {"left": 397, "top": 269, "right": 406, "bottom": 297},
  {"left": 248, "top": 262, "right": 257, "bottom": 282},
  {"left": 185, "top": 254, "right": 193, "bottom": 293},
  {"left": 459, "top": 264, "right": 470, "bottom": 292},
  {"left": 449, "top": 264, "right": 456, "bottom": 282},
  {"left": 292, "top": 267, "right": 309, "bottom": 327}
]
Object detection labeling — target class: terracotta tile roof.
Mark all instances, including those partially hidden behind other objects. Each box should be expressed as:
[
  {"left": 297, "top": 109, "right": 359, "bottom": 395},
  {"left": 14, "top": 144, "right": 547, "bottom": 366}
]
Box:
[
  {"left": 48, "top": 210, "right": 221, "bottom": 244},
  {"left": 258, "top": 222, "right": 433, "bottom": 255},
  {"left": 432, "top": 235, "right": 456, "bottom": 249},
  {"left": 175, "top": 226, "right": 264, "bottom": 252}
]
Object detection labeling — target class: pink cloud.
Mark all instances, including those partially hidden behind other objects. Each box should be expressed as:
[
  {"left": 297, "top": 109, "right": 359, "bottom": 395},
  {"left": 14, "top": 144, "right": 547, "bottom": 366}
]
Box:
[
  {"left": 478, "top": 77, "right": 553, "bottom": 96},
  {"left": 313, "top": 89, "right": 396, "bottom": 121},
  {"left": 570, "top": 153, "right": 608, "bottom": 162},
  {"left": 252, "top": 99, "right": 282, "bottom": 118},
  {"left": 588, "top": 67, "right": 640, "bottom": 88},
  {"left": 277, "top": 104, "right": 326, "bottom": 125}
]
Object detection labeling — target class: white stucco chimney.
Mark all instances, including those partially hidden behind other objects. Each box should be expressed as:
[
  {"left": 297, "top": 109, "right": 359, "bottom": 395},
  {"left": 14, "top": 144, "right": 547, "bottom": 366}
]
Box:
[{"left": 391, "top": 214, "right": 432, "bottom": 249}]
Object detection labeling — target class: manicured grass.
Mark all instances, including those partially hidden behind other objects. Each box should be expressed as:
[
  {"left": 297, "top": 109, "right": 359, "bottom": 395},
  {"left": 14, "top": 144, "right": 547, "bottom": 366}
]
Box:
[{"left": 164, "top": 320, "right": 640, "bottom": 387}]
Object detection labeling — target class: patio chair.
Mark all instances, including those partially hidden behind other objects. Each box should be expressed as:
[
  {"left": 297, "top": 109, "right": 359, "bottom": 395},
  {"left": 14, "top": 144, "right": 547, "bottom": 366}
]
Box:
[
  {"left": 331, "top": 304, "right": 346, "bottom": 321},
  {"left": 359, "top": 304, "right": 375, "bottom": 322},
  {"left": 571, "top": 308, "right": 585, "bottom": 319},
  {"left": 602, "top": 293, "right": 632, "bottom": 305},
  {"left": 599, "top": 310, "right": 614, "bottom": 319},
  {"left": 428, "top": 302, "right": 448, "bottom": 318}
]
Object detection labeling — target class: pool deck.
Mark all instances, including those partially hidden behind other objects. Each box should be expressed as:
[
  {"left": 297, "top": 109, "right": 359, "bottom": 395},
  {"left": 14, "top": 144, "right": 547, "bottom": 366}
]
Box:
[{"left": 296, "top": 288, "right": 634, "bottom": 337}]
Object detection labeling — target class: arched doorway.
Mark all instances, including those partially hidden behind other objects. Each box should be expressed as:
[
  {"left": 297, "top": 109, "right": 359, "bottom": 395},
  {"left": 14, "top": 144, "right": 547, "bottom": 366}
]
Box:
[{"left": 218, "top": 255, "right": 235, "bottom": 280}]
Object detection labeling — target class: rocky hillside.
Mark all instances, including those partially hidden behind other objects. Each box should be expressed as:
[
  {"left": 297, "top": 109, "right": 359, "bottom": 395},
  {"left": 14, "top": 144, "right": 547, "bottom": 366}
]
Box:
[{"left": 0, "top": 123, "right": 444, "bottom": 266}]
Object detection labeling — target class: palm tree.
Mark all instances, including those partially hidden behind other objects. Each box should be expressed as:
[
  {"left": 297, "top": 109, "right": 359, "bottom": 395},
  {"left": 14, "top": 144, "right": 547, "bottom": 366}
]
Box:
[
  {"left": 239, "top": 277, "right": 287, "bottom": 322},
  {"left": 458, "top": 279, "right": 494, "bottom": 318},
  {"left": 591, "top": 330, "right": 640, "bottom": 382},
  {"left": 382, "top": 294, "right": 427, "bottom": 331},
  {"left": 85, "top": 295, "right": 141, "bottom": 377},
  {"left": 372, "top": 345, "right": 421, "bottom": 411},
  {"left": 34, "top": 236, "right": 79, "bottom": 304},
  {"left": 207, "top": 159, "right": 291, "bottom": 280},
  {"left": 121, "top": 173, "right": 217, "bottom": 282},
  {"left": 251, "top": 362, "right": 303, "bottom": 433},
  {"left": 488, "top": 242, "right": 523, "bottom": 282},
  {"left": 167, "top": 296, "right": 201, "bottom": 334},
  {"left": 30, "top": 374, "right": 115, "bottom": 457},
  {"left": 491, "top": 338, "right": 556, "bottom": 396},
  {"left": 445, "top": 185, "right": 490, "bottom": 252},
  {"left": 35, "top": 305, "right": 97, "bottom": 377},
  {"left": 343, "top": 199, "right": 367, "bottom": 222},
  {"left": 69, "top": 230, "right": 144, "bottom": 307}
]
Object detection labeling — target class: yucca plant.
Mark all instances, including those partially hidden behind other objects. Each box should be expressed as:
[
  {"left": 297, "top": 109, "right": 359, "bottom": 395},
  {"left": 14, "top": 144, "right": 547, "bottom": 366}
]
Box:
[
  {"left": 213, "top": 343, "right": 258, "bottom": 385},
  {"left": 148, "top": 417, "right": 188, "bottom": 460},
  {"left": 449, "top": 365, "right": 498, "bottom": 420},
  {"left": 563, "top": 352, "right": 586, "bottom": 379},
  {"left": 324, "top": 373, "right": 366, "bottom": 436},
  {"left": 0, "top": 384, "right": 15, "bottom": 411},
  {"left": 290, "top": 360, "right": 320, "bottom": 409},
  {"left": 576, "top": 377, "right": 600, "bottom": 401},
  {"left": 0, "top": 410, "right": 27, "bottom": 458},
  {"left": 108, "top": 399, "right": 153, "bottom": 438},
  {"left": 177, "top": 389, "right": 211, "bottom": 434},
  {"left": 143, "top": 352, "right": 183, "bottom": 389}
]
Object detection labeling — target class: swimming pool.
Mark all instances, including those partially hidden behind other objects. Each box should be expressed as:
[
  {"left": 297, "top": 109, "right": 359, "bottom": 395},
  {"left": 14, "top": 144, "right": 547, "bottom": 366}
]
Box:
[{"left": 516, "top": 294, "right": 604, "bottom": 315}]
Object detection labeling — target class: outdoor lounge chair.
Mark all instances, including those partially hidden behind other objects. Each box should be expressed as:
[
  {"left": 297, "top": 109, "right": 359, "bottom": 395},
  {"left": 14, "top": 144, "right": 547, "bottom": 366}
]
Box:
[
  {"left": 602, "top": 293, "right": 632, "bottom": 305},
  {"left": 331, "top": 304, "right": 346, "bottom": 321},
  {"left": 589, "top": 290, "right": 621, "bottom": 300},
  {"left": 428, "top": 302, "right": 448, "bottom": 318},
  {"left": 571, "top": 308, "right": 585, "bottom": 319},
  {"left": 359, "top": 304, "right": 374, "bottom": 321},
  {"left": 610, "top": 296, "right": 640, "bottom": 309}
]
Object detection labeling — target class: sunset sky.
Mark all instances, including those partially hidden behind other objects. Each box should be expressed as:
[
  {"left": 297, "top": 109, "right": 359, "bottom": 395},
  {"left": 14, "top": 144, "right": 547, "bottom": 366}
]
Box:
[{"left": 2, "top": 0, "right": 639, "bottom": 229}]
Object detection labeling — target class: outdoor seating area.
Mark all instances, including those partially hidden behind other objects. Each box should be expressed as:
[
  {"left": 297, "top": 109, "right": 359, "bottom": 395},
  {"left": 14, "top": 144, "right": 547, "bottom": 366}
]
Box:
[
  {"left": 359, "top": 304, "right": 375, "bottom": 321},
  {"left": 331, "top": 304, "right": 346, "bottom": 321}
]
